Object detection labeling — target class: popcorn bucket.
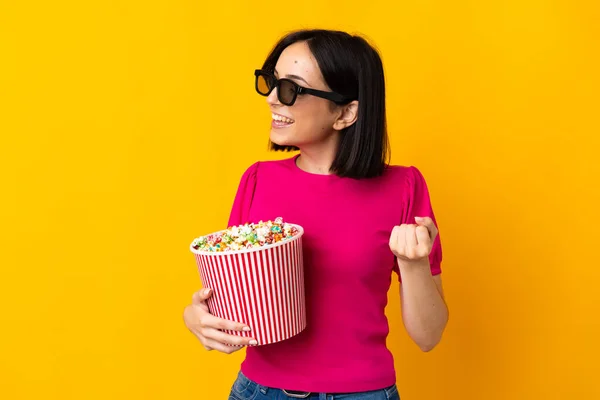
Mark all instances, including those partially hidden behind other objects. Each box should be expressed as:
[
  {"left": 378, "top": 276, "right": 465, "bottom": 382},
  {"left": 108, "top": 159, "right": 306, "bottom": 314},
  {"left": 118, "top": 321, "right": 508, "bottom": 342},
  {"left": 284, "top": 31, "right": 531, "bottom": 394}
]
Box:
[{"left": 190, "top": 224, "right": 306, "bottom": 346}]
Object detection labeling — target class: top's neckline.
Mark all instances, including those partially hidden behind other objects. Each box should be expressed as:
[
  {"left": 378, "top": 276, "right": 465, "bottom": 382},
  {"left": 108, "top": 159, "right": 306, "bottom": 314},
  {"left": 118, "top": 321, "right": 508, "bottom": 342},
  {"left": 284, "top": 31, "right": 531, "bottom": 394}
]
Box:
[{"left": 289, "top": 154, "right": 341, "bottom": 180}]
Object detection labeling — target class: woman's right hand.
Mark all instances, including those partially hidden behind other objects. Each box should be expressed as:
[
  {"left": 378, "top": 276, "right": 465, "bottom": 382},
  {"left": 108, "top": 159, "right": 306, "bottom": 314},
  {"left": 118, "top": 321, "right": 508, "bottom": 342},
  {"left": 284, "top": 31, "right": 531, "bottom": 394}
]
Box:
[{"left": 183, "top": 288, "right": 257, "bottom": 354}]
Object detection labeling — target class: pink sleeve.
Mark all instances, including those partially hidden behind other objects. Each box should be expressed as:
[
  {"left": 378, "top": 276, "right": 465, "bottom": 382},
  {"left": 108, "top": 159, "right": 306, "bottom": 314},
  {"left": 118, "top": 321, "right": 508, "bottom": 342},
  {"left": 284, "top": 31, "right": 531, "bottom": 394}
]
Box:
[
  {"left": 227, "top": 162, "right": 259, "bottom": 227},
  {"left": 393, "top": 166, "right": 443, "bottom": 281}
]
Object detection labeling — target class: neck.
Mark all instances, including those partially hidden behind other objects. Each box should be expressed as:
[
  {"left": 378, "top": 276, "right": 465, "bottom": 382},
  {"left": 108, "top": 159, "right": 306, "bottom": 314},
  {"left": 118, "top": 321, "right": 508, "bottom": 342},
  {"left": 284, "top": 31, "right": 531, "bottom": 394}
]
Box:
[{"left": 296, "top": 132, "right": 340, "bottom": 175}]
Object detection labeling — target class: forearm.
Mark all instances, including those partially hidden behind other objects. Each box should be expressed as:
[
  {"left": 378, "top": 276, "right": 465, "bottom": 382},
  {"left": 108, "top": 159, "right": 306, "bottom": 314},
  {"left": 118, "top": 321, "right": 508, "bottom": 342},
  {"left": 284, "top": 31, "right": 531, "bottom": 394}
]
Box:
[{"left": 398, "top": 260, "right": 448, "bottom": 351}]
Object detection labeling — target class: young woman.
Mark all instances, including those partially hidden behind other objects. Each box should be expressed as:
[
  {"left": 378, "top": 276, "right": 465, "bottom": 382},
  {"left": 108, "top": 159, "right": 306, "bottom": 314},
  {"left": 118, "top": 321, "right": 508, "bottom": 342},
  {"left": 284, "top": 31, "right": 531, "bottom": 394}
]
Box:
[{"left": 183, "top": 29, "right": 449, "bottom": 400}]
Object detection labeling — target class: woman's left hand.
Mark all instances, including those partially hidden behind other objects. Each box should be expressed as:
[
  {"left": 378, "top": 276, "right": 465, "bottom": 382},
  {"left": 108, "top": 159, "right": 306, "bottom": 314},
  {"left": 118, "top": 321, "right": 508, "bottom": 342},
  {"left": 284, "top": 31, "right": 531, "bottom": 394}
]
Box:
[{"left": 389, "top": 216, "right": 438, "bottom": 265}]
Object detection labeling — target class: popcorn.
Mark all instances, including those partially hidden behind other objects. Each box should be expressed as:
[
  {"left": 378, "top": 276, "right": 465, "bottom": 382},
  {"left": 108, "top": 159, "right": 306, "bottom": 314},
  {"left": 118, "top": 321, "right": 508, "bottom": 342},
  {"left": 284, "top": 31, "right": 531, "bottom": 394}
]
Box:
[{"left": 192, "top": 217, "right": 300, "bottom": 252}]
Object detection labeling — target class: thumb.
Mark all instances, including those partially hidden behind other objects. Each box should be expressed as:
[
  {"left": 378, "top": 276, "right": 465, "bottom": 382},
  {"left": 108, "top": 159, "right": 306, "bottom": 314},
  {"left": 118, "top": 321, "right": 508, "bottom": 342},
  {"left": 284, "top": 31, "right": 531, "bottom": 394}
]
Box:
[
  {"left": 192, "top": 288, "right": 212, "bottom": 304},
  {"left": 414, "top": 216, "right": 436, "bottom": 240},
  {"left": 415, "top": 216, "right": 433, "bottom": 228}
]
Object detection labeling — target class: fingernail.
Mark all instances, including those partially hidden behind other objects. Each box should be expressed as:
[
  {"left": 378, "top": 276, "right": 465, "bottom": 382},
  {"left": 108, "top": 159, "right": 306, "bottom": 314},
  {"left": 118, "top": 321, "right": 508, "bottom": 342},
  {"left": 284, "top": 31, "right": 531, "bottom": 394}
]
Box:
[
  {"left": 242, "top": 326, "right": 251, "bottom": 332},
  {"left": 203, "top": 288, "right": 210, "bottom": 296},
  {"left": 249, "top": 340, "right": 258, "bottom": 346},
  {"left": 415, "top": 217, "right": 424, "bottom": 222}
]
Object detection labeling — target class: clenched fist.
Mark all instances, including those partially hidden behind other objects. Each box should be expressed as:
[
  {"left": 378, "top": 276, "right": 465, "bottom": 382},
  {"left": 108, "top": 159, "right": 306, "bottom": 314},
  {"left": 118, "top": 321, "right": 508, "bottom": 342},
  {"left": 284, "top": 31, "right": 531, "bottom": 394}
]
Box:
[{"left": 389, "top": 216, "right": 438, "bottom": 265}]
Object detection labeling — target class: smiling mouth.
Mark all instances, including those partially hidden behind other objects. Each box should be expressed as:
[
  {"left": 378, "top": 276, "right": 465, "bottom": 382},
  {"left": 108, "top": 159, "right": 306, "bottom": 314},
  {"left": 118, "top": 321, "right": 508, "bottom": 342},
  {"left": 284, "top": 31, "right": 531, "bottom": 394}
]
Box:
[{"left": 272, "top": 113, "right": 295, "bottom": 128}]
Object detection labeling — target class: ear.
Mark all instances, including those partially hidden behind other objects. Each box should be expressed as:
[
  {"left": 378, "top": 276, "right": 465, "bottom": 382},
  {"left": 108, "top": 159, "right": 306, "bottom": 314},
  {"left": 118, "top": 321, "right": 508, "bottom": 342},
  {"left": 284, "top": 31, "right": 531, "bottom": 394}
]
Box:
[{"left": 333, "top": 101, "right": 359, "bottom": 131}]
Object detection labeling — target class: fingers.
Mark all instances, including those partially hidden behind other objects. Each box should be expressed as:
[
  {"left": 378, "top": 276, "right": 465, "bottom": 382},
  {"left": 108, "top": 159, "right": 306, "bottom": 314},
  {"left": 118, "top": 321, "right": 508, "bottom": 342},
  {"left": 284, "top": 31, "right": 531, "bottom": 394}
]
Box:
[
  {"left": 415, "top": 225, "right": 430, "bottom": 245},
  {"left": 186, "top": 289, "right": 257, "bottom": 354},
  {"left": 198, "top": 315, "right": 256, "bottom": 352},
  {"left": 200, "top": 314, "right": 253, "bottom": 339},
  {"left": 389, "top": 225, "right": 398, "bottom": 249},
  {"left": 192, "top": 288, "right": 212, "bottom": 304},
  {"left": 202, "top": 338, "right": 245, "bottom": 354},
  {"left": 390, "top": 225, "right": 406, "bottom": 257},
  {"left": 209, "top": 329, "right": 257, "bottom": 347},
  {"left": 200, "top": 313, "right": 250, "bottom": 332},
  {"left": 390, "top": 222, "right": 434, "bottom": 261},
  {"left": 405, "top": 225, "right": 417, "bottom": 255},
  {"left": 415, "top": 226, "right": 432, "bottom": 257}
]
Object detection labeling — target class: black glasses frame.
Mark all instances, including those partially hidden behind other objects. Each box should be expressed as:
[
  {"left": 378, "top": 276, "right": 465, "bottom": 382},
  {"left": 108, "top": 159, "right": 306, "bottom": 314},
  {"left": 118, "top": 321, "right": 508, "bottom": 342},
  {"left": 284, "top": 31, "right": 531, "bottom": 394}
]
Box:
[{"left": 254, "top": 69, "right": 353, "bottom": 106}]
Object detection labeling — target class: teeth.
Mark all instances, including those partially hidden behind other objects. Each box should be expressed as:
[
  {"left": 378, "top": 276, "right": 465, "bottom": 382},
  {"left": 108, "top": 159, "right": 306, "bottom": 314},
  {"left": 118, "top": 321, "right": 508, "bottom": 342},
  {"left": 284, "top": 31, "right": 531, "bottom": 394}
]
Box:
[{"left": 272, "top": 113, "right": 294, "bottom": 123}]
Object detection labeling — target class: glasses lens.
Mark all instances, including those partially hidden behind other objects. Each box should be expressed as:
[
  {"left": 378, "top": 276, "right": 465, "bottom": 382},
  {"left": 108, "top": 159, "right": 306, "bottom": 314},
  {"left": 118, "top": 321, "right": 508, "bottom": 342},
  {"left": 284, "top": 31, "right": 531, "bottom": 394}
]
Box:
[
  {"left": 278, "top": 80, "right": 297, "bottom": 105},
  {"left": 256, "top": 73, "right": 273, "bottom": 95}
]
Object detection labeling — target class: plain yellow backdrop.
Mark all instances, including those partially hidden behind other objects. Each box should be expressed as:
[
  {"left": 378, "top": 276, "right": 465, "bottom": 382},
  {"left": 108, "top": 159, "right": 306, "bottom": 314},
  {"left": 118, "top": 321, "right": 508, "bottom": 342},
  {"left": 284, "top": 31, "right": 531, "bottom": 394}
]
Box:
[{"left": 1, "top": 0, "right": 599, "bottom": 399}]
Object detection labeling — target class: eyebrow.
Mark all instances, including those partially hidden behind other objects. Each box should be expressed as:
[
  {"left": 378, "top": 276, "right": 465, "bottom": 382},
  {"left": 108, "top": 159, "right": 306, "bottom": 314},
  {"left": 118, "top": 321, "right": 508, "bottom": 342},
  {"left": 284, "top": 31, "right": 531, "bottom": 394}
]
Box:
[{"left": 274, "top": 69, "right": 310, "bottom": 86}]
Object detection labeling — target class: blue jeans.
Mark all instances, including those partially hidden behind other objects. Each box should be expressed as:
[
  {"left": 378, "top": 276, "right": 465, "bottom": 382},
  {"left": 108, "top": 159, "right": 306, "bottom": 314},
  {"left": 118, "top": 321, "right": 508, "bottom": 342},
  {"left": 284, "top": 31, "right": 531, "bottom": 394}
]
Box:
[{"left": 228, "top": 371, "right": 400, "bottom": 400}]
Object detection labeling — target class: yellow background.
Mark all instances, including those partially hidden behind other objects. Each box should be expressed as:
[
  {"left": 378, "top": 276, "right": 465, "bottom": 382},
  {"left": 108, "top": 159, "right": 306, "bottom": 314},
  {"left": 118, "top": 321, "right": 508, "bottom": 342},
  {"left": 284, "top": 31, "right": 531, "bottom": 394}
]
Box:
[{"left": 1, "top": 1, "right": 599, "bottom": 399}]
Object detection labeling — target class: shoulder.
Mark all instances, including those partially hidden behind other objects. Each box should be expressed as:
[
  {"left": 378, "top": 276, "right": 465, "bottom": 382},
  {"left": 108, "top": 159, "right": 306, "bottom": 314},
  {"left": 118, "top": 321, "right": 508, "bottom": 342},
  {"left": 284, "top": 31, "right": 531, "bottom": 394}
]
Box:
[
  {"left": 382, "top": 164, "right": 427, "bottom": 187},
  {"left": 238, "top": 156, "right": 297, "bottom": 180}
]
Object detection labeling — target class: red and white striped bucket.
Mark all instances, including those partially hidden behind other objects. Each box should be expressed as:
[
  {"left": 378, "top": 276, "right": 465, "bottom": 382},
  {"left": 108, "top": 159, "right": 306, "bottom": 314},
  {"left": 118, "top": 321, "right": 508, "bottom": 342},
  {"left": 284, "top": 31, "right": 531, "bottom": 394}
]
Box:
[{"left": 190, "top": 224, "right": 306, "bottom": 346}]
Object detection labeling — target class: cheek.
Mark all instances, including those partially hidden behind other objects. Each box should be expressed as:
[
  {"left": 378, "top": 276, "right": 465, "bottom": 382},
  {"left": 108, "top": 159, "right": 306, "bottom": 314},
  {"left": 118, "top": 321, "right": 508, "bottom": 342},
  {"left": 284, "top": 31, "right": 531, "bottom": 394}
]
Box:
[{"left": 293, "top": 102, "right": 334, "bottom": 132}]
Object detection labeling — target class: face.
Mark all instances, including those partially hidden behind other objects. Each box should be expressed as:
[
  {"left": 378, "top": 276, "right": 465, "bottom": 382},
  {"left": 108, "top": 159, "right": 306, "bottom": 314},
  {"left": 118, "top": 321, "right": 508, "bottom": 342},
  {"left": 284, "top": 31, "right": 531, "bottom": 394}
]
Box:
[{"left": 267, "top": 41, "right": 355, "bottom": 149}]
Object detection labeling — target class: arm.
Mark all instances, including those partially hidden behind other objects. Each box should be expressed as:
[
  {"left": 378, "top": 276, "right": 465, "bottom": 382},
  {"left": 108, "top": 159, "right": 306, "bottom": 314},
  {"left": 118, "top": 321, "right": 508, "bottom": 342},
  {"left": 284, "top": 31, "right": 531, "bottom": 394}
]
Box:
[
  {"left": 398, "top": 263, "right": 448, "bottom": 351},
  {"left": 390, "top": 216, "right": 449, "bottom": 351}
]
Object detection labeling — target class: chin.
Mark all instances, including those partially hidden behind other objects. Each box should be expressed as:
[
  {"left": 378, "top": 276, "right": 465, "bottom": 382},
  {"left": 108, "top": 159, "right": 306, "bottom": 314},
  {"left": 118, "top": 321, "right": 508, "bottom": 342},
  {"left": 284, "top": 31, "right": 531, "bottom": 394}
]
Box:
[{"left": 270, "top": 129, "right": 296, "bottom": 148}]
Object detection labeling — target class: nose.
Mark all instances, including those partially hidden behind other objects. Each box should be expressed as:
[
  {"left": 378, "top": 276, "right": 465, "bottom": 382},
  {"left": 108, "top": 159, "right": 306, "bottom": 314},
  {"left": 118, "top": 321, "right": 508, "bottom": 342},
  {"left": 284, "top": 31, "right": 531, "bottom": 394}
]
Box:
[{"left": 266, "top": 86, "right": 281, "bottom": 106}]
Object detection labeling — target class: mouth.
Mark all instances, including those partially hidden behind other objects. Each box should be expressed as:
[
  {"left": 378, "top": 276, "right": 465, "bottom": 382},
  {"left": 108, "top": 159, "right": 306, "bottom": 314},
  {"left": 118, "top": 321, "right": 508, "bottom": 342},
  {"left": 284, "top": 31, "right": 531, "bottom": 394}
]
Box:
[{"left": 271, "top": 112, "right": 295, "bottom": 128}]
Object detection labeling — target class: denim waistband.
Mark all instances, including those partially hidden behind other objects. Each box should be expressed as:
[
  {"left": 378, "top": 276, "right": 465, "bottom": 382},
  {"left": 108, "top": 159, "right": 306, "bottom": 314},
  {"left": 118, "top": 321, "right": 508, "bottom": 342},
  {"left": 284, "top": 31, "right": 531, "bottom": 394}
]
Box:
[{"left": 231, "top": 370, "right": 399, "bottom": 400}]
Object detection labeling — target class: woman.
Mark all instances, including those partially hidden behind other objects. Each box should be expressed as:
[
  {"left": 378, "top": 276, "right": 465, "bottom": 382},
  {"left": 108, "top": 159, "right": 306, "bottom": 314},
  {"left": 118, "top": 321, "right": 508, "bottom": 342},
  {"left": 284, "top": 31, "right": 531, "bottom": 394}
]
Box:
[{"left": 183, "top": 29, "right": 449, "bottom": 400}]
